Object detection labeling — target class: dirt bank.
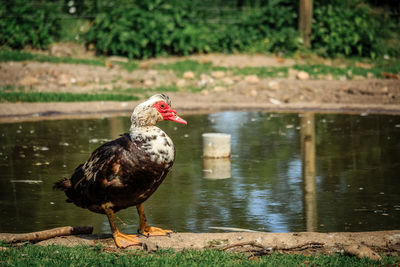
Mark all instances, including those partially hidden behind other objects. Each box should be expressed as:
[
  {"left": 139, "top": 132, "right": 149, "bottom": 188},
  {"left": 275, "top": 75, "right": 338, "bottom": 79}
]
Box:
[{"left": 31, "top": 230, "right": 400, "bottom": 259}]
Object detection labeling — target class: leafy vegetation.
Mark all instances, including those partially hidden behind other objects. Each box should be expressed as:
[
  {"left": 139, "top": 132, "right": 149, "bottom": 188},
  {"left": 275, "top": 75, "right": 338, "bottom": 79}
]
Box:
[
  {"left": 0, "top": 244, "right": 398, "bottom": 267},
  {"left": 84, "top": 0, "right": 301, "bottom": 59},
  {"left": 312, "top": 5, "right": 382, "bottom": 58},
  {"left": 0, "top": 1, "right": 61, "bottom": 49},
  {"left": 0, "top": 1, "right": 398, "bottom": 59},
  {"left": 83, "top": 0, "right": 398, "bottom": 59}
]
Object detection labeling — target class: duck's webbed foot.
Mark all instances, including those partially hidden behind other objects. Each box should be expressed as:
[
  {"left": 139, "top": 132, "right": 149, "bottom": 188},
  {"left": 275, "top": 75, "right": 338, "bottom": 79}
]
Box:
[
  {"left": 113, "top": 230, "right": 141, "bottom": 248},
  {"left": 136, "top": 203, "right": 174, "bottom": 237},
  {"left": 138, "top": 226, "right": 174, "bottom": 237},
  {"left": 104, "top": 206, "right": 141, "bottom": 248}
]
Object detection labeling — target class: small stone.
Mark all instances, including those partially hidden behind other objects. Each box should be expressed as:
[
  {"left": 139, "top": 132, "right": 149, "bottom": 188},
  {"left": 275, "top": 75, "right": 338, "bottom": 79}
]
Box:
[
  {"left": 244, "top": 75, "right": 260, "bottom": 84},
  {"left": 143, "top": 79, "right": 154, "bottom": 86},
  {"left": 147, "top": 70, "right": 158, "bottom": 76},
  {"left": 250, "top": 89, "right": 258, "bottom": 96},
  {"left": 19, "top": 75, "right": 40, "bottom": 86},
  {"left": 268, "top": 80, "right": 280, "bottom": 90},
  {"left": 353, "top": 75, "right": 365, "bottom": 80},
  {"left": 198, "top": 74, "right": 214, "bottom": 86},
  {"left": 176, "top": 79, "right": 186, "bottom": 87},
  {"left": 382, "top": 86, "right": 388, "bottom": 93},
  {"left": 325, "top": 74, "right": 333, "bottom": 81},
  {"left": 199, "top": 58, "right": 212, "bottom": 64},
  {"left": 339, "top": 75, "right": 347, "bottom": 81},
  {"left": 183, "top": 71, "right": 195, "bottom": 79},
  {"left": 296, "top": 71, "right": 310, "bottom": 80},
  {"left": 138, "top": 62, "right": 151, "bottom": 69},
  {"left": 222, "top": 77, "right": 234, "bottom": 85},
  {"left": 213, "top": 86, "right": 227, "bottom": 92},
  {"left": 269, "top": 98, "right": 282, "bottom": 105},
  {"left": 367, "top": 72, "right": 374, "bottom": 79},
  {"left": 211, "top": 71, "right": 225, "bottom": 79}
]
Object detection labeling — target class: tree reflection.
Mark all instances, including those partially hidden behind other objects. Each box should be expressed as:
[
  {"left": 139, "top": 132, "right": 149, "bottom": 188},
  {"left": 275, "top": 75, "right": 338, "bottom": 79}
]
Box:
[{"left": 300, "top": 113, "right": 317, "bottom": 232}]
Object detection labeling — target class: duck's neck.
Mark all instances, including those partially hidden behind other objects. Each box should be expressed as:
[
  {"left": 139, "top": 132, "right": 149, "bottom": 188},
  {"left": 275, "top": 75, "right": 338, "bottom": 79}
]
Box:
[{"left": 129, "top": 124, "right": 159, "bottom": 140}]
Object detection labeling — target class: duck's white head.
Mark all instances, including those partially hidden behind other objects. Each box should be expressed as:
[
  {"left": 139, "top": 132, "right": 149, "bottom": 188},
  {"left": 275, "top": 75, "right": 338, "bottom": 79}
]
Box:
[{"left": 130, "top": 94, "right": 187, "bottom": 127}]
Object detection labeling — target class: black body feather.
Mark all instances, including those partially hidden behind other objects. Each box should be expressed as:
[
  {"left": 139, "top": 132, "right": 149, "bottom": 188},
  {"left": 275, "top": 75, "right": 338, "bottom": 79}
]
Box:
[{"left": 54, "top": 133, "right": 174, "bottom": 214}]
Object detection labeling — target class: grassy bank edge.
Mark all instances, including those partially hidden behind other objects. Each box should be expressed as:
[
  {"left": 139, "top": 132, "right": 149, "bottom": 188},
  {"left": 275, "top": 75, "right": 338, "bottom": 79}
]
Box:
[{"left": 0, "top": 244, "right": 398, "bottom": 266}]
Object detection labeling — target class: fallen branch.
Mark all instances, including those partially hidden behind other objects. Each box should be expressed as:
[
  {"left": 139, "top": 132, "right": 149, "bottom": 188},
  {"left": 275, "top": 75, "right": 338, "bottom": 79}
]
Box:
[
  {"left": 220, "top": 240, "right": 325, "bottom": 255},
  {"left": 280, "top": 241, "right": 325, "bottom": 252},
  {"left": 0, "top": 226, "right": 93, "bottom": 243}
]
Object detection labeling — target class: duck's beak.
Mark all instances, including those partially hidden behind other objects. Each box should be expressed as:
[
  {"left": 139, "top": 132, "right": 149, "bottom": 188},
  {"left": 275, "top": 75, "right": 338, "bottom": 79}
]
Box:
[
  {"left": 162, "top": 107, "right": 187, "bottom": 124},
  {"left": 165, "top": 111, "right": 187, "bottom": 124}
]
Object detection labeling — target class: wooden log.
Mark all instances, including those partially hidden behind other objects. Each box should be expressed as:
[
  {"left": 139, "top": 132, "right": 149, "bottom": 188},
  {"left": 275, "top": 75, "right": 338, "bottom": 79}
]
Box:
[{"left": 0, "top": 226, "right": 93, "bottom": 243}]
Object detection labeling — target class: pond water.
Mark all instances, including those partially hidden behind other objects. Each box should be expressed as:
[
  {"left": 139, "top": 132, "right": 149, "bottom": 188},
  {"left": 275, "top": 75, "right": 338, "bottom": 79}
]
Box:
[{"left": 0, "top": 112, "right": 399, "bottom": 235}]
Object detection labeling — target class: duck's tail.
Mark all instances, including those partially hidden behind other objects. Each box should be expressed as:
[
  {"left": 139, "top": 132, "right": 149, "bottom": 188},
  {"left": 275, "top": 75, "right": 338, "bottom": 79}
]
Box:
[{"left": 53, "top": 177, "right": 71, "bottom": 191}]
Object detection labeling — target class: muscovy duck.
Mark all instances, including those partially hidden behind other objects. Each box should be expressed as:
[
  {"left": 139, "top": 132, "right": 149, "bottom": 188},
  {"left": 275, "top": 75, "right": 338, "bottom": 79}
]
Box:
[{"left": 54, "top": 94, "right": 187, "bottom": 248}]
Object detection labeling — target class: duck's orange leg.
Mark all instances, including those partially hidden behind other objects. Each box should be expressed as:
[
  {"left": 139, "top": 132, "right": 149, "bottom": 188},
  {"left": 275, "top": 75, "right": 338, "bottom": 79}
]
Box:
[
  {"left": 104, "top": 208, "right": 140, "bottom": 248},
  {"left": 136, "top": 203, "right": 173, "bottom": 237}
]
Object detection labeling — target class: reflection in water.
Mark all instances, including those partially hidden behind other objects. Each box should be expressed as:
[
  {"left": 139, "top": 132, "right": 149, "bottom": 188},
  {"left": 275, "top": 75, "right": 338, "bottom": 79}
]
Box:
[
  {"left": 203, "top": 158, "right": 231, "bottom": 179},
  {"left": 0, "top": 112, "right": 400, "bottom": 234},
  {"left": 300, "top": 113, "right": 317, "bottom": 232}
]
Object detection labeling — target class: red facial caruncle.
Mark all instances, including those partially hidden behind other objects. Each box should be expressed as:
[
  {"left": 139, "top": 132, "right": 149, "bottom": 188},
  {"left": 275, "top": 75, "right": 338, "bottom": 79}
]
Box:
[{"left": 152, "top": 101, "right": 187, "bottom": 125}]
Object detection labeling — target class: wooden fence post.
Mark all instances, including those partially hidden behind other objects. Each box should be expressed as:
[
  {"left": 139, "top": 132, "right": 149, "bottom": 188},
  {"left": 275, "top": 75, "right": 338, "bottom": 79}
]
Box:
[{"left": 299, "top": 0, "right": 313, "bottom": 48}]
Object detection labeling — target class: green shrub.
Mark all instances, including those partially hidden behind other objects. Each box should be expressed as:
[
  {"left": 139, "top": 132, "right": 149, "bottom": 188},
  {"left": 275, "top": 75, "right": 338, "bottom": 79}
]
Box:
[
  {"left": 85, "top": 0, "right": 300, "bottom": 58},
  {"left": 312, "top": 5, "right": 382, "bottom": 58},
  {"left": 0, "top": 0, "right": 62, "bottom": 49}
]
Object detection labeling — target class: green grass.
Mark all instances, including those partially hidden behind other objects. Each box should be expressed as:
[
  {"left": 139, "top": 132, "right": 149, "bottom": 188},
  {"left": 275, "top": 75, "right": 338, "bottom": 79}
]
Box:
[
  {"left": 0, "top": 50, "right": 138, "bottom": 71},
  {"left": 0, "top": 92, "right": 139, "bottom": 103},
  {"left": 232, "top": 66, "right": 289, "bottom": 78},
  {"left": 113, "top": 86, "right": 179, "bottom": 94},
  {"left": 0, "top": 244, "right": 398, "bottom": 266}
]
